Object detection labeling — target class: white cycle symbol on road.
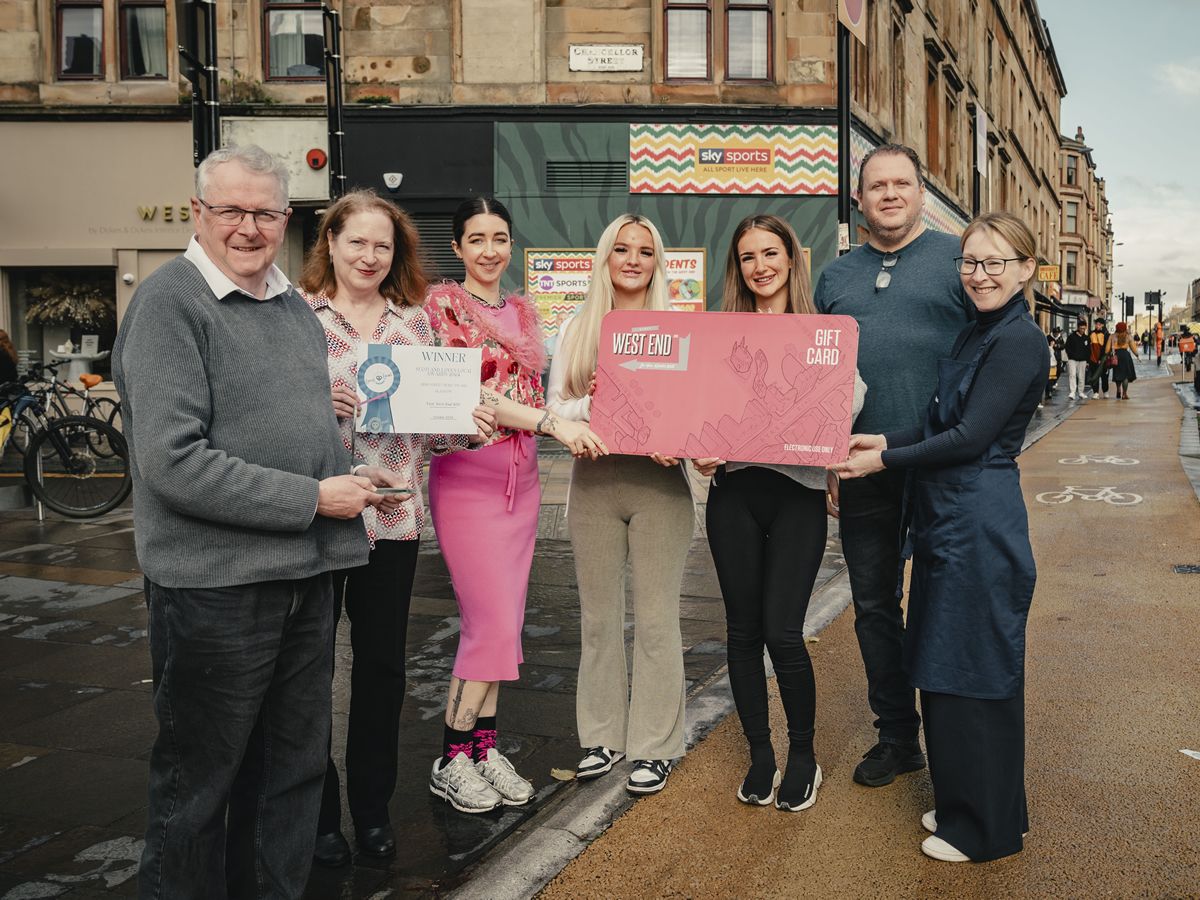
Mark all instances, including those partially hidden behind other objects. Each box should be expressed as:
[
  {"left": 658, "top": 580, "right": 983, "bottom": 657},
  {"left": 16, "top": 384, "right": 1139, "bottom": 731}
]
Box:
[
  {"left": 1035, "top": 486, "right": 1143, "bottom": 506},
  {"left": 1057, "top": 454, "right": 1140, "bottom": 465}
]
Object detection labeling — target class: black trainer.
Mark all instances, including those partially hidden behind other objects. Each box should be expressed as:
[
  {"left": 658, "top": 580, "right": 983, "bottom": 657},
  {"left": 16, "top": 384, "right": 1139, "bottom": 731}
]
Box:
[{"left": 852, "top": 741, "right": 926, "bottom": 787}]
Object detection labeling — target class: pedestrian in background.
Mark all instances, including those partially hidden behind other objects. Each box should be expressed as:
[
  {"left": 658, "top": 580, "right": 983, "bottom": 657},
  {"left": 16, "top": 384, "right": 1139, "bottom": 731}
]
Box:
[
  {"left": 1107, "top": 322, "right": 1137, "bottom": 400},
  {"left": 0, "top": 330, "right": 18, "bottom": 384},
  {"left": 831, "top": 211, "right": 1045, "bottom": 864},
  {"left": 547, "top": 213, "right": 694, "bottom": 796},
  {"left": 299, "top": 190, "right": 495, "bottom": 867},
  {"left": 115, "top": 145, "right": 398, "bottom": 899},
  {"left": 424, "top": 197, "right": 607, "bottom": 815},
  {"left": 1087, "top": 319, "right": 1110, "bottom": 398},
  {"left": 1064, "top": 318, "right": 1090, "bottom": 400},
  {"left": 814, "top": 143, "right": 974, "bottom": 788},
  {"left": 695, "top": 214, "right": 865, "bottom": 811},
  {"left": 1179, "top": 326, "right": 1196, "bottom": 372},
  {"left": 1046, "top": 326, "right": 1064, "bottom": 403}
]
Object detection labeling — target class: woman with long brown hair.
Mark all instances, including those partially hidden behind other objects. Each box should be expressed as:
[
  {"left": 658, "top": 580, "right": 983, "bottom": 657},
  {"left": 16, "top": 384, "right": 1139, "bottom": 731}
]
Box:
[{"left": 694, "top": 214, "right": 864, "bottom": 812}]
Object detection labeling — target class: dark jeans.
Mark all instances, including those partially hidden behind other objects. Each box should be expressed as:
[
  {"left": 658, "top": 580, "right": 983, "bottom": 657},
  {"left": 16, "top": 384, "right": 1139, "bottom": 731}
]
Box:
[
  {"left": 139, "top": 575, "right": 335, "bottom": 900},
  {"left": 707, "top": 468, "right": 827, "bottom": 753},
  {"left": 318, "top": 539, "right": 419, "bottom": 833},
  {"left": 1086, "top": 361, "right": 1109, "bottom": 393},
  {"left": 838, "top": 468, "right": 921, "bottom": 744}
]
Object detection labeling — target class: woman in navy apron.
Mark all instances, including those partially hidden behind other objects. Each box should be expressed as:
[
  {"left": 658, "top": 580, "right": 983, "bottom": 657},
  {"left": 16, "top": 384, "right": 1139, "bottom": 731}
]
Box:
[{"left": 830, "top": 211, "right": 1046, "bottom": 863}]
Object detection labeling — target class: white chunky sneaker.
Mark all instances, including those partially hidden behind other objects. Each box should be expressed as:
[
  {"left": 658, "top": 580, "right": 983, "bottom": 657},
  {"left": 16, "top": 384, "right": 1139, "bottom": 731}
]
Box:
[
  {"left": 627, "top": 759, "right": 673, "bottom": 795},
  {"left": 922, "top": 809, "right": 938, "bottom": 833},
  {"left": 476, "top": 748, "right": 535, "bottom": 805},
  {"left": 429, "top": 752, "right": 502, "bottom": 813},
  {"left": 921, "top": 834, "right": 971, "bottom": 863},
  {"left": 576, "top": 746, "right": 625, "bottom": 780}
]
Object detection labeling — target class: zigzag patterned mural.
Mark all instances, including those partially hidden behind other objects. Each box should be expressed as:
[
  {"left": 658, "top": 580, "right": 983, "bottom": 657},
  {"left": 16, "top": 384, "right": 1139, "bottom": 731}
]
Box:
[{"left": 630, "top": 124, "right": 837, "bottom": 195}]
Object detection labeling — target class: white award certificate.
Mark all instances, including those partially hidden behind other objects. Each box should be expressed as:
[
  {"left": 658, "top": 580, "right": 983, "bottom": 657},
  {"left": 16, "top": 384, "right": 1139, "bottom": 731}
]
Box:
[{"left": 354, "top": 343, "right": 482, "bottom": 435}]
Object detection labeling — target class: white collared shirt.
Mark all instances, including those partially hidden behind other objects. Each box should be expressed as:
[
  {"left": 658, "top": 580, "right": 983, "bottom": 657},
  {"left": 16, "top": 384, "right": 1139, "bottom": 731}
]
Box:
[{"left": 184, "top": 236, "right": 292, "bottom": 302}]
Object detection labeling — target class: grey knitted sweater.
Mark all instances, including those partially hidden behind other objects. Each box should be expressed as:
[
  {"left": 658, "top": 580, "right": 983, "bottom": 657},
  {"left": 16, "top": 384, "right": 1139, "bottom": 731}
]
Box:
[{"left": 112, "top": 256, "right": 368, "bottom": 588}]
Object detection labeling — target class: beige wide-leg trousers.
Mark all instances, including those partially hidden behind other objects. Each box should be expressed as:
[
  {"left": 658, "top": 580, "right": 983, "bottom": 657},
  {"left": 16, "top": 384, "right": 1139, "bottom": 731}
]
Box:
[{"left": 568, "top": 455, "right": 695, "bottom": 761}]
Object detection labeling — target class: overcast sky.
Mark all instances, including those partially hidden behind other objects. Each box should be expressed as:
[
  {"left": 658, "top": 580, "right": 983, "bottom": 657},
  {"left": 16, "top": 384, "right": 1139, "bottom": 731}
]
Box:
[{"left": 1039, "top": 0, "right": 1199, "bottom": 314}]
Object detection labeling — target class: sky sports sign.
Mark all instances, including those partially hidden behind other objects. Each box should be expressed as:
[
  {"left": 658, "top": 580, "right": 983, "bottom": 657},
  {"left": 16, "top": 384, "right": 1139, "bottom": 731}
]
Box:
[{"left": 697, "top": 146, "right": 773, "bottom": 168}]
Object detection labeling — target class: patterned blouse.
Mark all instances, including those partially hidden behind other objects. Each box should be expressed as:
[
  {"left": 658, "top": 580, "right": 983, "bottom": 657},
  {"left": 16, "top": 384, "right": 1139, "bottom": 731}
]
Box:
[
  {"left": 305, "top": 289, "right": 447, "bottom": 543},
  {"left": 424, "top": 281, "right": 548, "bottom": 450}
]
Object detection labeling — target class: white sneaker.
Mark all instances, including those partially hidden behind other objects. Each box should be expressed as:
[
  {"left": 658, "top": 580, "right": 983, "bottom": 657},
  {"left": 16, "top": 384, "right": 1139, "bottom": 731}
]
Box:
[
  {"left": 576, "top": 746, "right": 625, "bottom": 780},
  {"left": 429, "top": 752, "right": 502, "bottom": 813},
  {"left": 627, "top": 759, "right": 673, "bottom": 794},
  {"left": 921, "top": 834, "right": 971, "bottom": 862},
  {"left": 475, "top": 748, "right": 534, "bottom": 805},
  {"left": 922, "top": 809, "right": 937, "bottom": 832}
]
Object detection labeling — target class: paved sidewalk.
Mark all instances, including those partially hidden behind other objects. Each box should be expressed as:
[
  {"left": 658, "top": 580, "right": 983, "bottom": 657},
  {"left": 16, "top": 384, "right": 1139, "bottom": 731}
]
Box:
[
  {"left": 0, "top": 378, "right": 1090, "bottom": 899},
  {"left": 539, "top": 370, "right": 1200, "bottom": 899}
]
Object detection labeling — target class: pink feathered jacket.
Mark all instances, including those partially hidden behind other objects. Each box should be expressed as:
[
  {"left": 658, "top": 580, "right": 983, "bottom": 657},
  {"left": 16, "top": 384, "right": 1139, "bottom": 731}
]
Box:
[{"left": 424, "top": 281, "right": 547, "bottom": 449}]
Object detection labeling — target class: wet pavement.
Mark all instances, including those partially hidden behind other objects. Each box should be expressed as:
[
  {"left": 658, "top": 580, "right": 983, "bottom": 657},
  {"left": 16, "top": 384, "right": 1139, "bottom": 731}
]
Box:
[
  {"left": 0, "top": 368, "right": 1109, "bottom": 899},
  {"left": 0, "top": 442, "right": 848, "bottom": 899}
]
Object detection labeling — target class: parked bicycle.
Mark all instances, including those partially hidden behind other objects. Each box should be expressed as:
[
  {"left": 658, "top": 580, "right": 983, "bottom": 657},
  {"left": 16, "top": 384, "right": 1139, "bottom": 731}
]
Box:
[
  {"left": 14, "top": 362, "right": 123, "bottom": 458},
  {"left": 0, "top": 379, "right": 131, "bottom": 517}
]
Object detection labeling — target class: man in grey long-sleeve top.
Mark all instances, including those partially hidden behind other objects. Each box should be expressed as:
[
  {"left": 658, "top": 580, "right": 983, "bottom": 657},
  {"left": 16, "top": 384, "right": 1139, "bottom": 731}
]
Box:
[
  {"left": 814, "top": 144, "right": 973, "bottom": 791},
  {"left": 113, "top": 145, "right": 399, "bottom": 900}
]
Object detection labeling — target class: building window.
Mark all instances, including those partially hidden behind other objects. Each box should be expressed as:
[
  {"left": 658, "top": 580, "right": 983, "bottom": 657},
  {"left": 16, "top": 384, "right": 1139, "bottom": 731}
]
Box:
[
  {"left": 944, "top": 89, "right": 958, "bottom": 190},
  {"left": 664, "top": 1, "right": 773, "bottom": 83},
  {"left": 891, "top": 17, "right": 905, "bottom": 138},
  {"left": 1066, "top": 155, "right": 1077, "bottom": 185},
  {"left": 726, "top": 0, "right": 772, "bottom": 81},
  {"left": 1066, "top": 202, "right": 1078, "bottom": 234},
  {"left": 925, "top": 59, "right": 940, "bottom": 177},
  {"left": 57, "top": 0, "right": 104, "bottom": 80},
  {"left": 665, "top": 0, "right": 712, "bottom": 80},
  {"left": 1065, "top": 250, "right": 1078, "bottom": 285},
  {"left": 120, "top": 0, "right": 168, "bottom": 79},
  {"left": 264, "top": 2, "right": 325, "bottom": 80}
]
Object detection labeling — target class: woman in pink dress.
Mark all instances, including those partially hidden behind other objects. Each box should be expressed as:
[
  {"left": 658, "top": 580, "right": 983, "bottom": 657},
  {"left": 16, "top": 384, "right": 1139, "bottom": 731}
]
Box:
[{"left": 425, "top": 197, "right": 607, "bottom": 813}]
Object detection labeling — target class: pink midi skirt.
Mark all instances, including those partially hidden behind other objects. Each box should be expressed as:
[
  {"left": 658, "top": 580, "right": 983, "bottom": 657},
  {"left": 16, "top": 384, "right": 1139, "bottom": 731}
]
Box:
[{"left": 428, "top": 432, "right": 540, "bottom": 682}]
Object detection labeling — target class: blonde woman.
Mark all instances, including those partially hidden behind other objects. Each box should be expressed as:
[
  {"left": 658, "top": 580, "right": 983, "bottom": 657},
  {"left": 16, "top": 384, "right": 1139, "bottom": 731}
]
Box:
[{"left": 546, "top": 214, "right": 695, "bottom": 795}]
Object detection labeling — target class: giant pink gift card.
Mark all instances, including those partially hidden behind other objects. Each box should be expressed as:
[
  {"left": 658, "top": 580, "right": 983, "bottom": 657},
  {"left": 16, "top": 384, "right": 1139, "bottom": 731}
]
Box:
[{"left": 591, "top": 310, "right": 859, "bottom": 466}]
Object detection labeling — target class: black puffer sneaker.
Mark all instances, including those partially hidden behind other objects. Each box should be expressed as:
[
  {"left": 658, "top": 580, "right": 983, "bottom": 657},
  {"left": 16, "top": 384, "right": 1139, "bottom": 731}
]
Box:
[{"left": 852, "top": 741, "right": 926, "bottom": 787}]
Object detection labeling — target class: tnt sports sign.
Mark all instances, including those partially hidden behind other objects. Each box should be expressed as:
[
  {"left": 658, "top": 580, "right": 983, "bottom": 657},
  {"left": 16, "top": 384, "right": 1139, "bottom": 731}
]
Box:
[{"left": 526, "top": 248, "right": 709, "bottom": 349}]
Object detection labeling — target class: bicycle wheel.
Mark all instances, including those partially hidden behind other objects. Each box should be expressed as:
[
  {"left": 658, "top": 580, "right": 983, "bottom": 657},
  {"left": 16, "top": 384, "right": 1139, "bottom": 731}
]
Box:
[
  {"left": 88, "top": 398, "right": 123, "bottom": 458},
  {"left": 1035, "top": 490, "right": 1072, "bottom": 504},
  {"left": 24, "top": 415, "right": 131, "bottom": 518}
]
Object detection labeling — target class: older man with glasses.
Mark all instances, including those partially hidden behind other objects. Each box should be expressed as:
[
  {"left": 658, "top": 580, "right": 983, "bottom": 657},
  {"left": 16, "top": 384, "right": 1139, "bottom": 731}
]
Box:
[
  {"left": 114, "top": 145, "right": 402, "bottom": 900},
  {"left": 814, "top": 143, "right": 974, "bottom": 790}
]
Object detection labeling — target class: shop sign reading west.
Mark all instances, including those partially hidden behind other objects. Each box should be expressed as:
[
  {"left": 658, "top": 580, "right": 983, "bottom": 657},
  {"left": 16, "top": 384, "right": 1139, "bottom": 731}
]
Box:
[{"left": 136, "top": 204, "right": 192, "bottom": 223}]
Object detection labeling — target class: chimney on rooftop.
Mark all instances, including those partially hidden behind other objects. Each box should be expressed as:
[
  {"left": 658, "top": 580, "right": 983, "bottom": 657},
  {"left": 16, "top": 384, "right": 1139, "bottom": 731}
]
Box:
[{"left": 1075, "top": 126, "right": 1085, "bottom": 141}]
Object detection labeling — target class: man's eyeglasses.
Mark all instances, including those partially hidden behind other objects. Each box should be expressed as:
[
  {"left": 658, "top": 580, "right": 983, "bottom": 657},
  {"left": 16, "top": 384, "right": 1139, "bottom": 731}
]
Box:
[
  {"left": 874, "top": 254, "right": 898, "bottom": 292},
  {"left": 954, "top": 256, "right": 1027, "bottom": 276},
  {"left": 199, "top": 199, "right": 289, "bottom": 227}
]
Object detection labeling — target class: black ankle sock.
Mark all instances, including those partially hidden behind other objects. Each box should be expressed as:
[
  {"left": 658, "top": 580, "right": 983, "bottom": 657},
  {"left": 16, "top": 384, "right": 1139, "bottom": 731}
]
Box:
[
  {"left": 442, "top": 725, "right": 475, "bottom": 764},
  {"left": 741, "top": 741, "right": 778, "bottom": 796},
  {"left": 473, "top": 715, "right": 497, "bottom": 762},
  {"left": 777, "top": 747, "right": 818, "bottom": 806}
]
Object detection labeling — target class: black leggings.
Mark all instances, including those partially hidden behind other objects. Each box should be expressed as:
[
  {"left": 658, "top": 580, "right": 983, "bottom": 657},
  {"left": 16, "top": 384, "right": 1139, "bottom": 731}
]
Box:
[
  {"left": 706, "top": 466, "right": 827, "bottom": 753},
  {"left": 318, "top": 538, "right": 419, "bottom": 832}
]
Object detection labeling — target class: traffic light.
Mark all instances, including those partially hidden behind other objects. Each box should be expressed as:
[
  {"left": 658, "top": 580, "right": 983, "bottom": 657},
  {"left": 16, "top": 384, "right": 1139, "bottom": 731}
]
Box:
[{"left": 1124, "top": 294, "right": 1134, "bottom": 317}]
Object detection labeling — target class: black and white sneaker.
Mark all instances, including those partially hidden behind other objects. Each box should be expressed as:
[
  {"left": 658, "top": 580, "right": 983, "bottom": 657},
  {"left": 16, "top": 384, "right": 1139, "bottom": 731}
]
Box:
[
  {"left": 576, "top": 746, "right": 625, "bottom": 780},
  {"left": 626, "top": 759, "right": 673, "bottom": 795}
]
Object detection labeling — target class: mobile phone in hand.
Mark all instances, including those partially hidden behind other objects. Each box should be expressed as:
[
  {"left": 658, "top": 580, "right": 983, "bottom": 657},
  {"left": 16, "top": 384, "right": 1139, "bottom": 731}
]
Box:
[{"left": 374, "top": 487, "right": 413, "bottom": 496}]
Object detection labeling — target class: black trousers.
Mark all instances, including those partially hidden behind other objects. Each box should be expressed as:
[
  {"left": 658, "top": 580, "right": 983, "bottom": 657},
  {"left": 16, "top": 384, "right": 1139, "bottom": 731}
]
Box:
[
  {"left": 838, "top": 468, "right": 921, "bottom": 744},
  {"left": 706, "top": 467, "right": 827, "bottom": 751},
  {"left": 318, "top": 539, "right": 420, "bottom": 833},
  {"left": 140, "top": 575, "right": 334, "bottom": 900},
  {"left": 921, "top": 689, "right": 1028, "bottom": 862}
]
